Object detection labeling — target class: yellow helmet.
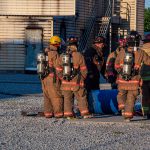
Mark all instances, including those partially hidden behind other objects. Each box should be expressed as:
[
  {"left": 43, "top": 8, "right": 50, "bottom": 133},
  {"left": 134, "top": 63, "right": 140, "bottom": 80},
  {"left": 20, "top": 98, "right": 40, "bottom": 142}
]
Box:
[{"left": 49, "top": 36, "right": 61, "bottom": 45}]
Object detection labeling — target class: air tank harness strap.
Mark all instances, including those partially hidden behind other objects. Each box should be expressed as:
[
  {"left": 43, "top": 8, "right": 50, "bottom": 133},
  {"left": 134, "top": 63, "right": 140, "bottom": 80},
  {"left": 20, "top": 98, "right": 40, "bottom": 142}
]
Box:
[{"left": 49, "top": 67, "right": 57, "bottom": 83}]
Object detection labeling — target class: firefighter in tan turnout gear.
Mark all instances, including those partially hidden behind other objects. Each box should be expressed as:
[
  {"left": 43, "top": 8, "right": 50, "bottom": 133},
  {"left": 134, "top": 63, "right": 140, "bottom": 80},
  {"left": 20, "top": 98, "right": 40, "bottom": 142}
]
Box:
[
  {"left": 105, "top": 37, "right": 127, "bottom": 89},
  {"left": 115, "top": 31, "right": 150, "bottom": 122},
  {"left": 37, "top": 35, "right": 63, "bottom": 118},
  {"left": 56, "top": 36, "right": 90, "bottom": 118}
]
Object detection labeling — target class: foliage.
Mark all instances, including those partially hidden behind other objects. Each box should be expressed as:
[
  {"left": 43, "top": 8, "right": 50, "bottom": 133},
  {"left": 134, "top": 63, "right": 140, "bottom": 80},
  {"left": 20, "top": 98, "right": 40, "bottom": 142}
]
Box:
[{"left": 144, "top": 8, "right": 150, "bottom": 32}]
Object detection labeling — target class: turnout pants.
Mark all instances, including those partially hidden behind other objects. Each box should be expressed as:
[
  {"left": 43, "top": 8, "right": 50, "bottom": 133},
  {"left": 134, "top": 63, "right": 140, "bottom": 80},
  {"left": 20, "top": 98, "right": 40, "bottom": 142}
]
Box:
[
  {"left": 42, "top": 77, "right": 63, "bottom": 118},
  {"left": 117, "top": 90, "right": 139, "bottom": 119},
  {"left": 62, "top": 88, "right": 89, "bottom": 117}
]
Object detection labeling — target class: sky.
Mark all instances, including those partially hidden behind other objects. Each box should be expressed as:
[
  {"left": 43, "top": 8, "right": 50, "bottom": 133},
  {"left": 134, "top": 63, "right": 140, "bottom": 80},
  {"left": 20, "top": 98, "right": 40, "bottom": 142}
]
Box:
[{"left": 145, "top": 0, "right": 150, "bottom": 8}]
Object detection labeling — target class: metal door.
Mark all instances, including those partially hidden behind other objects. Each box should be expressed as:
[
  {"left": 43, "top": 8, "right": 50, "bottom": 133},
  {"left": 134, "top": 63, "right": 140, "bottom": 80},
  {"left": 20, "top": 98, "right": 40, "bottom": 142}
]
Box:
[{"left": 25, "top": 29, "right": 42, "bottom": 71}]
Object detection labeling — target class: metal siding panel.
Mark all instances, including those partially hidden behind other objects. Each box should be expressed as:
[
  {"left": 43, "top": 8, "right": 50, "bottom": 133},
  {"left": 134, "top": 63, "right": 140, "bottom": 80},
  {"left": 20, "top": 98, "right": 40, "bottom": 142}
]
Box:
[
  {"left": 120, "top": 0, "right": 136, "bottom": 35},
  {"left": 136, "top": 0, "right": 144, "bottom": 39},
  {"left": 53, "top": 0, "right": 97, "bottom": 43},
  {"left": 0, "top": 16, "right": 53, "bottom": 71},
  {"left": 120, "top": 0, "right": 144, "bottom": 44},
  {"left": 0, "top": 0, "right": 76, "bottom": 16}
]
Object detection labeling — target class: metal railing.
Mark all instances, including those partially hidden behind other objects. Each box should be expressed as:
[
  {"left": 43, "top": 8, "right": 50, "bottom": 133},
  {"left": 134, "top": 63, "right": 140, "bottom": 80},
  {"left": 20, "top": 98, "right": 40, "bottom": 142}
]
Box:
[
  {"left": 98, "top": 0, "right": 112, "bottom": 38},
  {"left": 78, "top": 4, "right": 97, "bottom": 52}
]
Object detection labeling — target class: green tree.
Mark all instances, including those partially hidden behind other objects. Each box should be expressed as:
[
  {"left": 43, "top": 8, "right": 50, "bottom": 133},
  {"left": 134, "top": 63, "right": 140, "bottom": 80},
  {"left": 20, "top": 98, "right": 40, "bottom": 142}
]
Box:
[{"left": 144, "top": 8, "right": 150, "bottom": 32}]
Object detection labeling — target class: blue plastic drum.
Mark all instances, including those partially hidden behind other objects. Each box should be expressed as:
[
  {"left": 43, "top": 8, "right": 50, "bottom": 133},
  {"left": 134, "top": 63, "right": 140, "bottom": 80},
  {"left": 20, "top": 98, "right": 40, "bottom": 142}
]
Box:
[{"left": 88, "top": 89, "right": 119, "bottom": 114}]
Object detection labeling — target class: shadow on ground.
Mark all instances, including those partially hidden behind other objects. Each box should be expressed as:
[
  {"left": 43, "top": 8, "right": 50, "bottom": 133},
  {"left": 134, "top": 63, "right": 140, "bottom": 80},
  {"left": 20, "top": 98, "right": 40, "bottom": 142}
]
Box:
[{"left": 0, "top": 73, "right": 42, "bottom": 99}]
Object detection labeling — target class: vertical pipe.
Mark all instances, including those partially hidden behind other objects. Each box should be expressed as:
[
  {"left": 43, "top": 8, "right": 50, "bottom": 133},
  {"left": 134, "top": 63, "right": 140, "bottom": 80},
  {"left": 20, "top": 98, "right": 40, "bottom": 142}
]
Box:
[
  {"left": 109, "top": 23, "right": 112, "bottom": 54},
  {"left": 109, "top": 0, "right": 112, "bottom": 54},
  {"left": 112, "top": 0, "right": 114, "bottom": 16},
  {"left": 134, "top": 0, "right": 137, "bottom": 31},
  {"left": 118, "top": 27, "right": 120, "bottom": 39},
  {"left": 52, "top": 18, "right": 54, "bottom": 37}
]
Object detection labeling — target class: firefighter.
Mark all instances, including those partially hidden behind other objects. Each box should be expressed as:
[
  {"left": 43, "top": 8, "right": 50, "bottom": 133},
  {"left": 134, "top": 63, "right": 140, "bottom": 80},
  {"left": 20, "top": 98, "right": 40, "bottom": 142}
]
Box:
[
  {"left": 105, "top": 37, "right": 127, "bottom": 89},
  {"left": 115, "top": 30, "right": 150, "bottom": 122},
  {"left": 84, "top": 36, "right": 106, "bottom": 113},
  {"left": 56, "top": 36, "right": 90, "bottom": 119},
  {"left": 38, "top": 35, "right": 63, "bottom": 118},
  {"left": 84, "top": 36, "right": 106, "bottom": 91}
]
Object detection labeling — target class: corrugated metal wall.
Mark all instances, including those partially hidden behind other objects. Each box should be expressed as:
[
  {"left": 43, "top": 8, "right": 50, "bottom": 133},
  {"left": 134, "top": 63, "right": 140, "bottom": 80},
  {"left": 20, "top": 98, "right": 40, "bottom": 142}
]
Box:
[
  {"left": 0, "top": 0, "right": 76, "bottom": 72},
  {"left": 120, "top": 0, "right": 144, "bottom": 38},
  {"left": 136, "top": 0, "right": 145, "bottom": 39},
  {"left": 53, "top": 0, "right": 101, "bottom": 43},
  {"left": 120, "top": 0, "right": 135, "bottom": 36},
  {"left": 0, "top": 0, "right": 145, "bottom": 71},
  {"left": 0, "top": 0, "right": 75, "bottom": 16},
  {"left": 0, "top": 16, "right": 53, "bottom": 71}
]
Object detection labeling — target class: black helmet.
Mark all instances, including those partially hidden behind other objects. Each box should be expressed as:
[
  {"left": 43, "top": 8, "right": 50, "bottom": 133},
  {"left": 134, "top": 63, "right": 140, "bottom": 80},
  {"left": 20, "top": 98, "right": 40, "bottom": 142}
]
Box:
[
  {"left": 94, "top": 36, "right": 105, "bottom": 44},
  {"left": 67, "top": 36, "right": 78, "bottom": 46},
  {"left": 127, "top": 30, "right": 141, "bottom": 47}
]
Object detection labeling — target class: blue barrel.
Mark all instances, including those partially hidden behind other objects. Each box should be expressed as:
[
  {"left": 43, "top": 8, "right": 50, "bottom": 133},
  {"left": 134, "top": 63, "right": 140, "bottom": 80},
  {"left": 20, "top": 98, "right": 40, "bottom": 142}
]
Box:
[{"left": 88, "top": 90, "right": 119, "bottom": 114}]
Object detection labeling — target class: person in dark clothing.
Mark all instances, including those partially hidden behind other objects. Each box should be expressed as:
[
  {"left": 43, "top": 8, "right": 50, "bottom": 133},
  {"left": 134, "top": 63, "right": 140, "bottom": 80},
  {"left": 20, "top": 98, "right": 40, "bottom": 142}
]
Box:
[
  {"left": 84, "top": 36, "right": 106, "bottom": 113},
  {"left": 84, "top": 36, "right": 106, "bottom": 91}
]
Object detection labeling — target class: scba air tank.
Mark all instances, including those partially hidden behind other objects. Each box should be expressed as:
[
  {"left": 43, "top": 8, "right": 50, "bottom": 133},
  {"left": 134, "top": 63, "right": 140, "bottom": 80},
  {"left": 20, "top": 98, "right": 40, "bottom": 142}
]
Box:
[
  {"left": 122, "top": 52, "right": 134, "bottom": 80},
  {"left": 62, "top": 53, "right": 72, "bottom": 80},
  {"left": 37, "top": 52, "right": 46, "bottom": 74}
]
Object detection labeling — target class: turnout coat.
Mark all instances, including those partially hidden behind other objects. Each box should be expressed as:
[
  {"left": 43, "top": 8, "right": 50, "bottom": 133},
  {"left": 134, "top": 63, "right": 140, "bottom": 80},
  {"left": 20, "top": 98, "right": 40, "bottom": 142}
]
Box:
[{"left": 115, "top": 48, "right": 150, "bottom": 91}]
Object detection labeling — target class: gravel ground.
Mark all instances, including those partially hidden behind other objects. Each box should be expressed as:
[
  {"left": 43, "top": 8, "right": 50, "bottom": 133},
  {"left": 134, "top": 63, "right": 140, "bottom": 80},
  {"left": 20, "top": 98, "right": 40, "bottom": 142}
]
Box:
[
  {"left": 0, "top": 74, "right": 150, "bottom": 150},
  {"left": 0, "top": 96, "right": 150, "bottom": 150}
]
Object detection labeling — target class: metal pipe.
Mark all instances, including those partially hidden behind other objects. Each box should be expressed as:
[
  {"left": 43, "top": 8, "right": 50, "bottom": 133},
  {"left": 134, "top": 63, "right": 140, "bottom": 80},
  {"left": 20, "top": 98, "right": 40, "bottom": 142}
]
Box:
[{"left": 109, "top": 23, "right": 112, "bottom": 54}]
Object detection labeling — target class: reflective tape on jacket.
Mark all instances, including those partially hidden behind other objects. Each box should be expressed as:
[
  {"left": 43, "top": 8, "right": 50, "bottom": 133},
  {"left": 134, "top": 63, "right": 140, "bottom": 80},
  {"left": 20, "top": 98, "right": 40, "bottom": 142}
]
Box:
[
  {"left": 49, "top": 61, "right": 53, "bottom": 67},
  {"left": 134, "top": 64, "right": 140, "bottom": 70},
  {"left": 115, "top": 64, "right": 121, "bottom": 68},
  {"left": 134, "top": 64, "right": 140, "bottom": 68},
  {"left": 56, "top": 67, "right": 63, "bottom": 71},
  {"left": 117, "top": 79, "right": 139, "bottom": 84},
  {"left": 62, "top": 81, "right": 84, "bottom": 86},
  {"left": 74, "top": 65, "right": 79, "bottom": 69},
  {"left": 49, "top": 73, "right": 54, "bottom": 77},
  {"left": 115, "top": 64, "right": 123, "bottom": 69},
  {"left": 62, "top": 87, "right": 75, "bottom": 91},
  {"left": 80, "top": 66, "right": 87, "bottom": 70}
]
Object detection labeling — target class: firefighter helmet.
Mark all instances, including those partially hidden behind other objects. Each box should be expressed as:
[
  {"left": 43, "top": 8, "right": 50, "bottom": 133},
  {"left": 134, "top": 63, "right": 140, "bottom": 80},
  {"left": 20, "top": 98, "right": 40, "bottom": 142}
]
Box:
[
  {"left": 49, "top": 36, "right": 61, "bottom": 45},
  {"left": 67, "top": 36, "right": 78, "bottom": 45},
  {"left": 127, "top": 30, "right": 141, "bottom": 47},
  {"left": 94, "top": 36, "right": 105, "bottom": 44}
]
